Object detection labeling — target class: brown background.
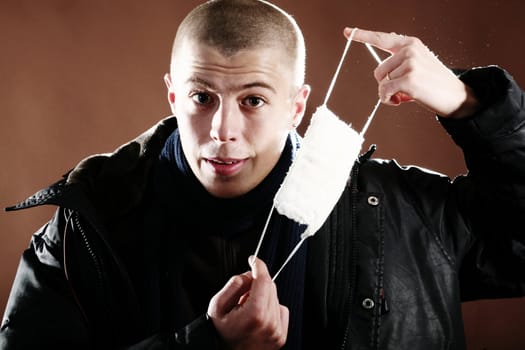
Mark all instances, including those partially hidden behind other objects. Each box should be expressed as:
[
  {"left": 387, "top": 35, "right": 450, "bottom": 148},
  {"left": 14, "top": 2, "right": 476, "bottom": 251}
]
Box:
[{"left": 1, "top": 0, "right": 524, "bottom": 348}]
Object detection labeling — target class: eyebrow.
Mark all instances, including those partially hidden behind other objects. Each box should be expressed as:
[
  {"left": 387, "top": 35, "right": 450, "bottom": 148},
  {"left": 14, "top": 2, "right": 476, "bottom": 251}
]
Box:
[
  {"left": 186, "top": 76, "right": 277, "bottom": 94},
  {"left": 187, "top": 77, "right": 214, "bottom": 89}
]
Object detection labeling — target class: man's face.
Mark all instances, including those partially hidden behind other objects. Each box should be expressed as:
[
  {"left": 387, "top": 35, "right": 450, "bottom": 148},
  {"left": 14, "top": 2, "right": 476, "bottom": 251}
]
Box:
[{"left": 165, "top": 41, "right": 310, "bottom": 198}]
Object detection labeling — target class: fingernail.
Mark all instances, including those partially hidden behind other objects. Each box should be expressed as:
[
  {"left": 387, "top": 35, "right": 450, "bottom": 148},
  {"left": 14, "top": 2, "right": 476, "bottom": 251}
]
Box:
[
  {"left": 390, "top": 94, "right": 401, "bottom": 105},
  {"left": 248, "top": 256, "right": 258, "bottom": 278}
]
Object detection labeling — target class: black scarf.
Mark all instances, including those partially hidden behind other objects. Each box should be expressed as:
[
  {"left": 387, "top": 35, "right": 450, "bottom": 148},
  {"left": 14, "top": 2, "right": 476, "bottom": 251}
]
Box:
[{"left": 154, "top": 129, "right": 307, "bottom": 350}]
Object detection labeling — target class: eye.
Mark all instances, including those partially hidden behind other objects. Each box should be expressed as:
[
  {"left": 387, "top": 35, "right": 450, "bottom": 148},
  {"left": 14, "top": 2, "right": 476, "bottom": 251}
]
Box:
[
  {"left": 191, "top": 92, "right": 214, "bottom": 105},
  {"left": 242, "top": 96, "right": 265, "bottom": 108}
]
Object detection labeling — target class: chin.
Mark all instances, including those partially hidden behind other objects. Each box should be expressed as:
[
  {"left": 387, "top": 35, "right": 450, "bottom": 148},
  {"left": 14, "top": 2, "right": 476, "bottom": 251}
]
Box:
[
  {"left": 207, "top": 181, "right": 252, "bottom": 199},
  {"left": 209, "top": 188, "right": 246, "bottom": 199}
]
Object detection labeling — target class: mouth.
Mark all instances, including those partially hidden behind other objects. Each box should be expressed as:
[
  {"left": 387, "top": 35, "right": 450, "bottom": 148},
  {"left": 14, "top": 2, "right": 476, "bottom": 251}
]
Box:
[
  {"left": 209, "top": 159, "right": 241, "bottom": 165},
  {"left": 205, "top": 157, "right": 246, "bottom": 176}
]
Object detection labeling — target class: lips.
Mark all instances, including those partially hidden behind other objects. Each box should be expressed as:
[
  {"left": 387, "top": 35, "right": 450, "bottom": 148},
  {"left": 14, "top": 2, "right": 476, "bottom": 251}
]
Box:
[
  {"left": 206, "top": 157, "right": 246, "bottom": 176},
  {"left": 210, "top": 159, "right": 240, "bottom": 165}
]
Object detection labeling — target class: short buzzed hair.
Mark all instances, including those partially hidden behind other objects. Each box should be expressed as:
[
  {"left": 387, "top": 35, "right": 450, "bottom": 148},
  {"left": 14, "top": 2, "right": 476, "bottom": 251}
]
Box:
[{"left": 171, "top": 0, "right": 306, "bottom": 87}]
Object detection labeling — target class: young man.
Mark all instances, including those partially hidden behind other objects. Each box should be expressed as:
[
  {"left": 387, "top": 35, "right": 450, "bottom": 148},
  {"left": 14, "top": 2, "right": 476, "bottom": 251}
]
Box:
[{"left": 2, "top": 0, "right": 524, "bottom": 349}]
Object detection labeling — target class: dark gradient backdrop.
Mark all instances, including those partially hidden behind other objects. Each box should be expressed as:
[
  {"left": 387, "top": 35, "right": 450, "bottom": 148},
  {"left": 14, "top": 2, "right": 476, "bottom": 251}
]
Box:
[{"left": 1, "top": 1, "right": 524, "bottom": 348}]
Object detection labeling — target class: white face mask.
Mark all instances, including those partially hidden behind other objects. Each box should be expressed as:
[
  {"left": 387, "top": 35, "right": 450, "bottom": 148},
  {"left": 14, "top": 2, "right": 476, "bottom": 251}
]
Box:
[{"left": 253, "top": 28, "right": 386, "bottom": 280}]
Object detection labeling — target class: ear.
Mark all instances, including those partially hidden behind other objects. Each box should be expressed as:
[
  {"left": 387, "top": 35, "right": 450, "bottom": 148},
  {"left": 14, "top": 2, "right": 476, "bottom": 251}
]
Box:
[
  {"left": 164, "top": 73, "right": 176, "bottom": 113},
  {"left": 291, "top": 84, "right": 311, "bottom": 129}
]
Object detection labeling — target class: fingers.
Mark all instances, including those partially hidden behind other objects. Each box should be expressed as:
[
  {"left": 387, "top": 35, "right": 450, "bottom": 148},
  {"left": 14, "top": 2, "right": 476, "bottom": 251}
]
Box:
[
  {"left": 377, "top": 56, "right": 415, "bottom": 105},
  {"left": 209, "top": 272, "right": 252, "bottom": 317},
  {"left": 343, "top": 27, "right": 474, "bottom": 116},
  {"left": 207, "top": 257, "right": 289, "bottom": 349},
  {"left": 248, "top": 255, "right": 272, "bottom": 295},
  {"left": 343, "top": 27, "right": 412, "bottom": 104},
  {"left": 246, "top": 256, "right": 289, "bottom": 345},
  {"left": 279, "top": 303, "right": 289, "bottom": 343},
  {"left": 248, "top": 256, "right": 282, "bottom": 326},
  {"left": 344, "top": 27, "right": 412, "bottom": 54},
  {"left": 389, "top": 92, "right": 414, "bottom": 105},
  {"left": 343, "top": 27, "right": 432, "bottom": 106}
]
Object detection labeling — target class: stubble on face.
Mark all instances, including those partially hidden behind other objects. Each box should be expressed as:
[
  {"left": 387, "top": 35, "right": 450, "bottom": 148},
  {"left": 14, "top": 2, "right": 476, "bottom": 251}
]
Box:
[{"left": 168, "top": 41, "right": 304, "bottom": 198}]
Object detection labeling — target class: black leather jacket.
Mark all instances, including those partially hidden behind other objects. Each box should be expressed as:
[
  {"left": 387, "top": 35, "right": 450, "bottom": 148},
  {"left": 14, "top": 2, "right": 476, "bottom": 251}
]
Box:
[{"left": 2, "top": 66, "right": 525, "bottom": 350}]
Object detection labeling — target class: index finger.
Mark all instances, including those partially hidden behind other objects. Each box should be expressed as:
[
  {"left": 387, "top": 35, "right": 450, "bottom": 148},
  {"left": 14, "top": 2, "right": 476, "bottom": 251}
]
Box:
[
  {"left": 344, "top": 27, "right": 407, "bottom": 54},
  {"left": 248, "top": 255, "right": 270, "bottom": 281},
  {"left": 247, "top": 256, "right": 276, "bottom": 300}
]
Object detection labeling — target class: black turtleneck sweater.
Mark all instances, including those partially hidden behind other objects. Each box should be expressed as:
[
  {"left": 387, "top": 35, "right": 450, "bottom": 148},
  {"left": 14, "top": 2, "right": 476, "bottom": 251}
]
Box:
[{"left": 147, "top": 129, "right": 307, "bottom": 350}]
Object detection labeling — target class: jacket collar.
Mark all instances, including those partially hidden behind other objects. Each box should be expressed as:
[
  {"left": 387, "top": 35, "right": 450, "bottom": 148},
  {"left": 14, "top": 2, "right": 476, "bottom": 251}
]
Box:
[
  {"left": 7, "top": 117, "right": 373, "bottom": 218},
  {"left": 6, "top": 116, "right": 179, "bottom": 222}
]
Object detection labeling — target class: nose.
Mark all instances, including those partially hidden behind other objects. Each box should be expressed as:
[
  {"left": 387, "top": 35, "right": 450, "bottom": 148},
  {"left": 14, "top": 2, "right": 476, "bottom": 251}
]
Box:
[{"left": 210, "top": 101, "right": 240, "bottom": 143}]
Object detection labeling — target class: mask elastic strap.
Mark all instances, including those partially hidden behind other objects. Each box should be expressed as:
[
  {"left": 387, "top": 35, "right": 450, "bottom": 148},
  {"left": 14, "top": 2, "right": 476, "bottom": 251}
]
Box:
[
  {"left": 254, "top": 30, "right": 386, "bottom": 281},
  {"left": 323, "top": 28, "right": 357, "bottom": 106},
  {"left": 325, "top": 29, "right": 383, "bottom": 137}
]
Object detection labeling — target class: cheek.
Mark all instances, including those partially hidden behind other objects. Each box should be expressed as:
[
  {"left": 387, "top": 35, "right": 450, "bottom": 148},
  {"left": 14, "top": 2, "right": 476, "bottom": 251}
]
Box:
[
  {"left": 252, "top": 109, "right": 293, "bottom": 143},
  {"left": 252, "top": 123, "right": 289, "bottom": 157},
  {"left": 178, "top": 125, "right": 205, "bottom": 171},
  {"left": 173, "top": 97, "right": 187, "bottom": 117},
  {"left": 178, "top": 111, "right": 210, "bottom": 136}
]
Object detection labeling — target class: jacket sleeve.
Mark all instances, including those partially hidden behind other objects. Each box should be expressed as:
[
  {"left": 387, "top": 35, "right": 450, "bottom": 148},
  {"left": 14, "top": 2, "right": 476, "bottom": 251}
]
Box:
[
  {"left": 0, "top": 208, "right": 222, "bottom": 350},
  {"left": 439, "top": 65, "right": 525, "bottom": 301},
  {"left": 0, "top": 210, "right": 92, "bottom": 349},
  {"left": 127, "top": 315, "right": 222, "bottom": 350}
]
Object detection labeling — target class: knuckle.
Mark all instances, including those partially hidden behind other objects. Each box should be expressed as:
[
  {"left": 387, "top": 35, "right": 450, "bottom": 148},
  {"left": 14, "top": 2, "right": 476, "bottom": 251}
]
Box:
[
  {"left": 373, "top": 67, "right": 383, "bottom": 81},
  {"left": 403, "top": 60, "right": 416, "bottom": 74},
  {"left": 402, "top": 46, "right": 418, "bottom": 60},
  {"left": 250, "top": 303, "right": 267, "bottom": 319},
  {"left": 405, "top": 36, "right": 421, "bottom": 46},
  {"left": 405, "top": 71, "right": 417, "bottom": 85},
  {"left": 228, "top": 274, "right": 245, "bottom": 288},
  {"left": 269, "top": 327, "right": 287, "bottom": 347}
]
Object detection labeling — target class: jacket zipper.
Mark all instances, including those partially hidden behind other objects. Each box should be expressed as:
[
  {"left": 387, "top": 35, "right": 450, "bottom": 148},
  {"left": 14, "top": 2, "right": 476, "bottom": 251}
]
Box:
[
  {"left": 62, "top": 209, "right": 107, "bottom": 334},
  {"left": 70, "top": 210, "right": 143, "bottom": 344},
  {"left": 73, "top": 211, "right": 105, "bottom": 294},
  {"left": 340, "top": 164, "right": 361, "bottom": 350}
]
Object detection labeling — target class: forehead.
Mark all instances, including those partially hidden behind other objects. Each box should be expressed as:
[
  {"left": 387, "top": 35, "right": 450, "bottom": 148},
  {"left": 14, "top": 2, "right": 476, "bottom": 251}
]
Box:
[{"left": 171, "top": 40, "right": 295, "bottom": 85}]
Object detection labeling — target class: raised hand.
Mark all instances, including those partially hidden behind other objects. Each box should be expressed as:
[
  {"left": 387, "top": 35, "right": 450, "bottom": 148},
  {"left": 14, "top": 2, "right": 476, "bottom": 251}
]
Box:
[
  {"left": 345, "top": 27, "right": 480, "bottom": 118},
  {"left": 207, "top": 256, "right": 289, "bottom": 350}
]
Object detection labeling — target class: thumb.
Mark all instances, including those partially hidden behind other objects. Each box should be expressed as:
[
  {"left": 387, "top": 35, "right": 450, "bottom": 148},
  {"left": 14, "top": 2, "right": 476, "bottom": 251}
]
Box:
[
  {"left": 248, "top": 255, "right": 271, "bottom": 280},
  {"left": 209, "top": 272, "right": 252, "bottom": 317}
]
